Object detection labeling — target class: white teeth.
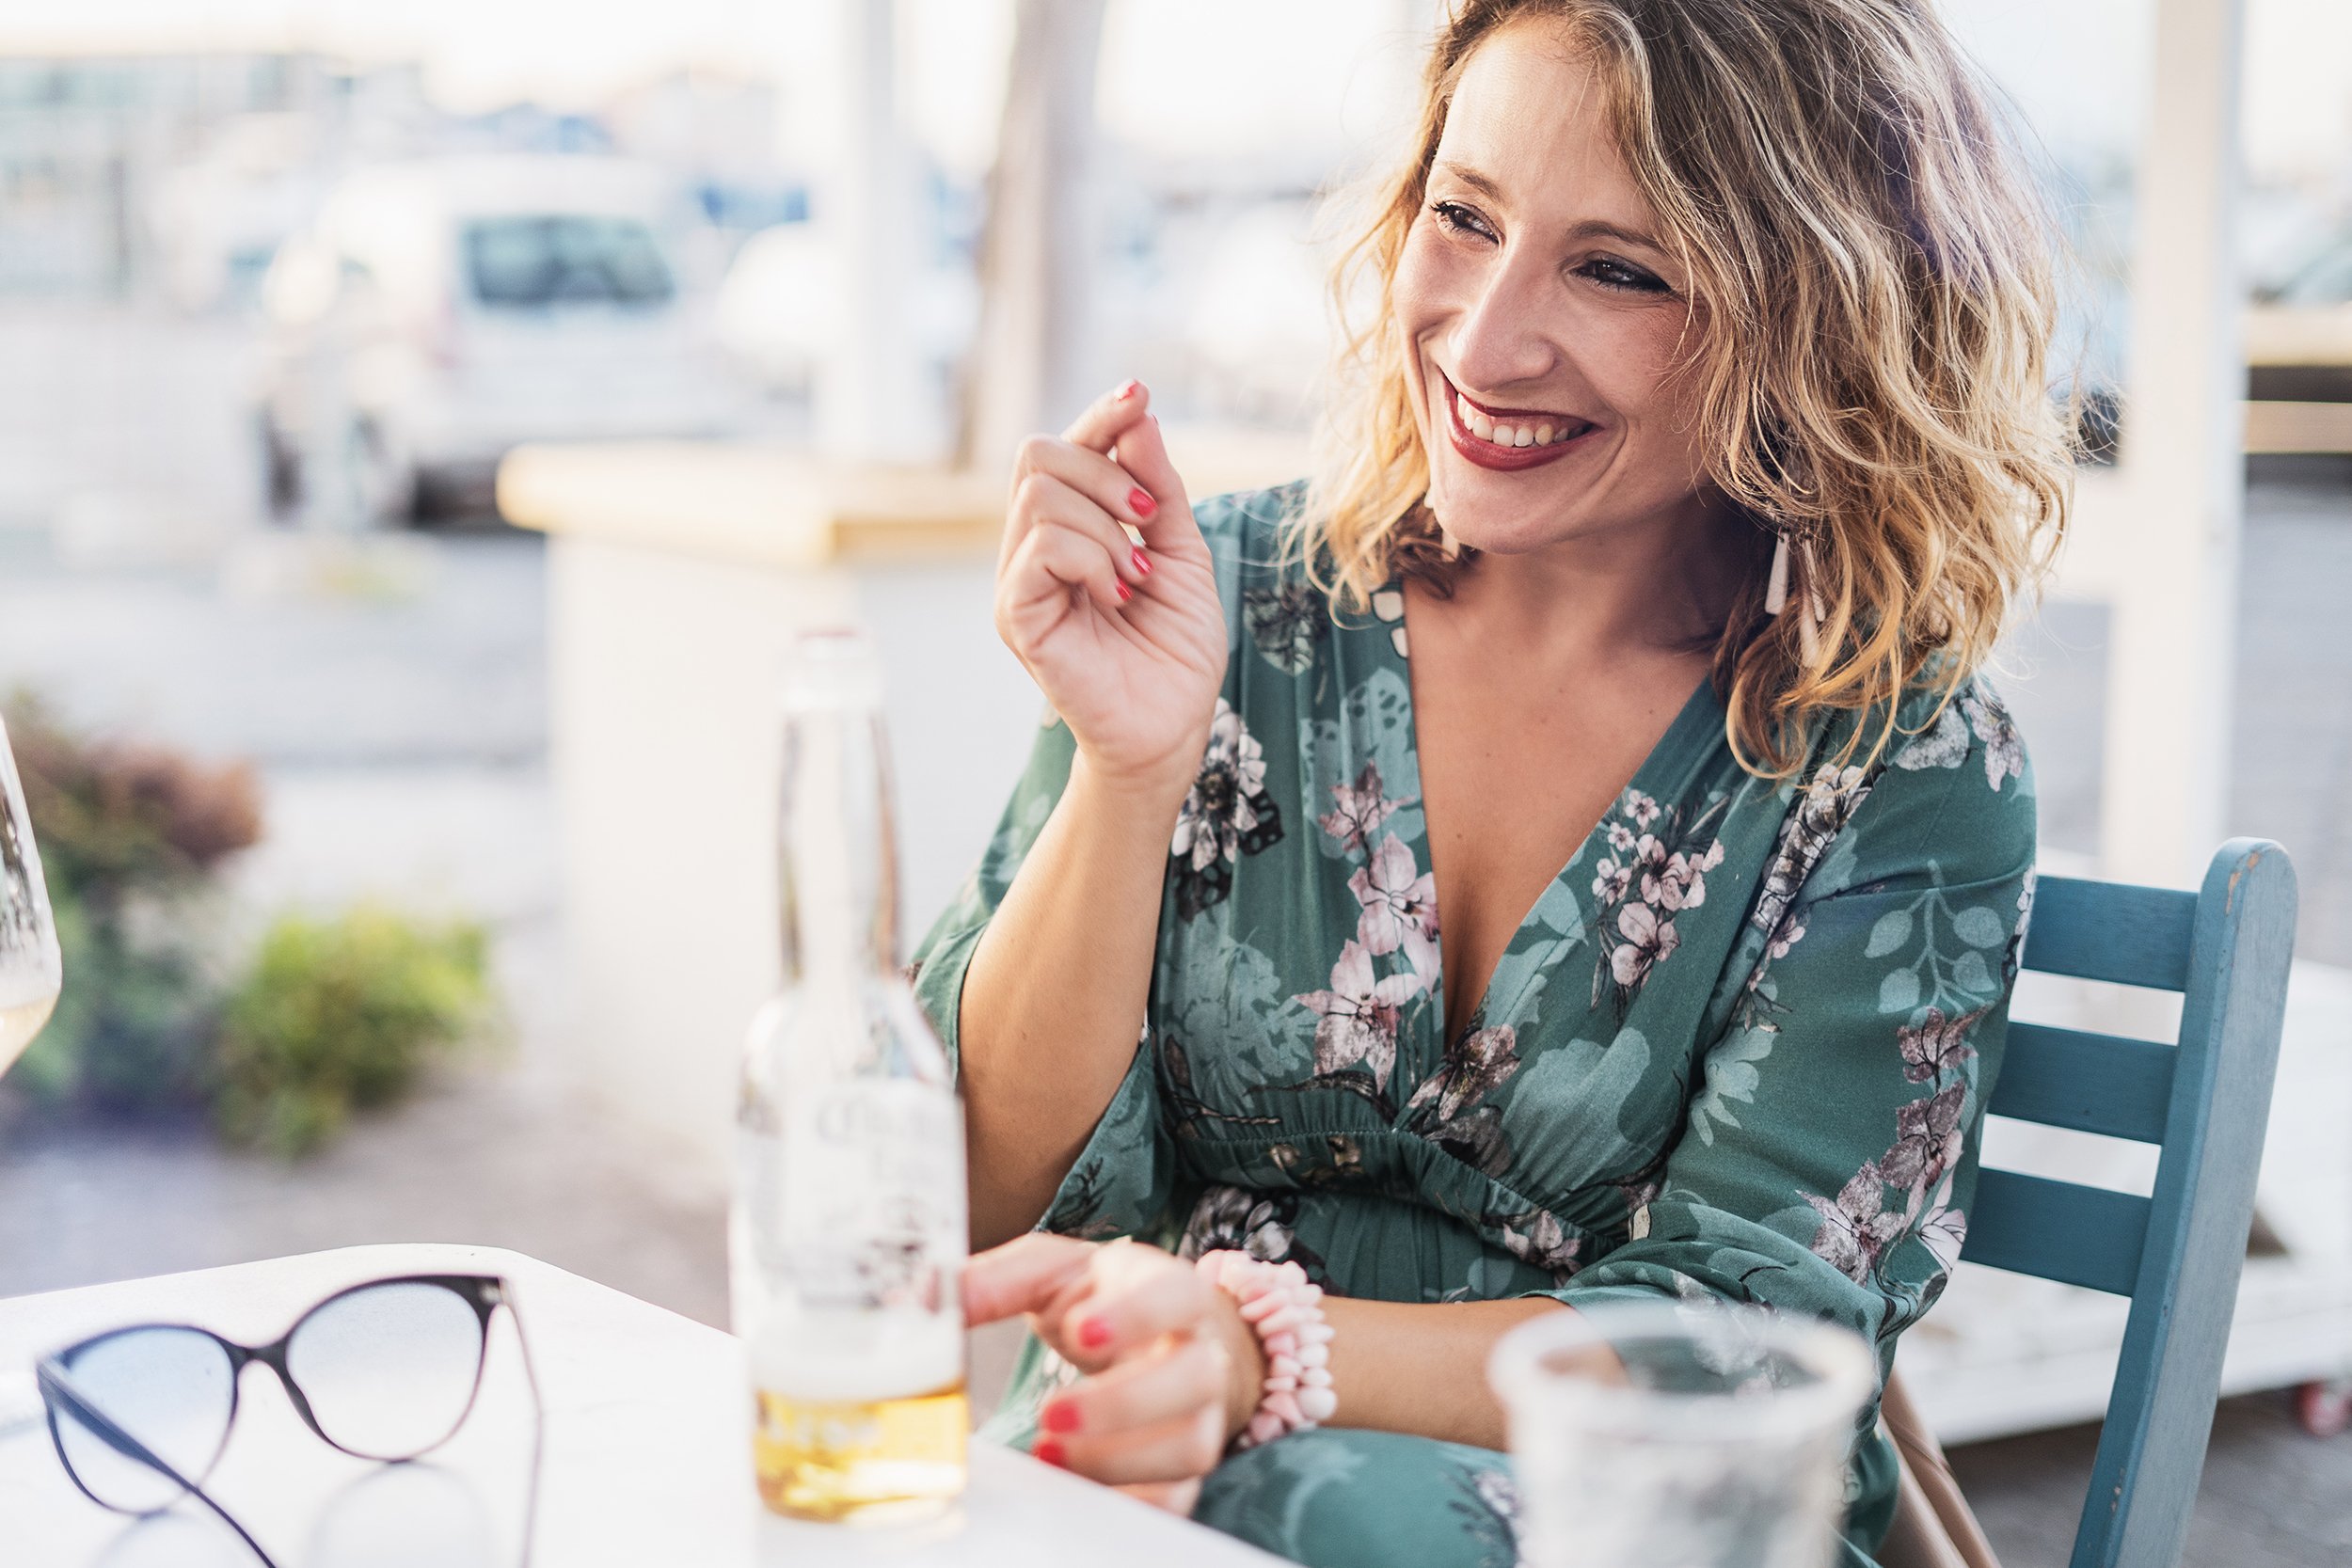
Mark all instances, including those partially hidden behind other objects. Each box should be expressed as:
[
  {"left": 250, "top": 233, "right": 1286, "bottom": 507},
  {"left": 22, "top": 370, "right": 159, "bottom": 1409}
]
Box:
[{"left": 1454, "top": 383, "right": 1588, "bottom": 448}]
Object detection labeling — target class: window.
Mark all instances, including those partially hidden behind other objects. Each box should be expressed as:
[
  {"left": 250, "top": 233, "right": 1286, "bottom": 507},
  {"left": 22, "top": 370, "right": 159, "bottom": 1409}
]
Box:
[{"left": 462, "top": 215, "right": 675, "bottom": 309}]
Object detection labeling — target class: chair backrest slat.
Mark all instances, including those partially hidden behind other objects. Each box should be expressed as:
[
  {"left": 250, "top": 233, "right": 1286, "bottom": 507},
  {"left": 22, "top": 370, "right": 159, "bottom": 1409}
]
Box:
[
  {"left": 1990, "top": 1023, "right": 2176, "bottom": 1144},
  {"left": 1965, "top": 1168, "right": 2150, "bottom": 1296},
  {"left": 2019, "top": 877, "right": 2198, "bottom": 990},
  {"left": 1952, "top": 842, "right": 2296, "bottom": 1568}
]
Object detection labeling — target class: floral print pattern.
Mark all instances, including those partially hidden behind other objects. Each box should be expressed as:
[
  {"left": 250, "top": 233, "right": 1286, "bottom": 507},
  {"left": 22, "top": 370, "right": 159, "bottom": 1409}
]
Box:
[
  {"left": 1797, "top": 858, "right": 2026, "bottom": 1316},
  {"left": 1370, "top": 585, "right": 1408, "bottom": 657},
  {"left": 1158, "top": 1032, "right": 1284, "bottom": 1138},
  {"left": 1751, "top": 762, "right": 1873, "bottom": 939},
  {"left": 909, "top": 486, "right": 2038, "bottom": 1568},
  {"left": 1243, "top": 582, "right": 1327, "bottom": 673},
  {"left": 1180, "top": 1184, "right": 1306, "bottom": 1264},
  {"left": 1588, "top": 790, "right": 1727, "bottom": 1013},
  {"left": 1893, "top": 700, "right": 1969, "bottom": 772},
  {"left": 1497, "top": 1207, "right": 1581, "bottom": 1283},
  {"left": 1804, "top": 1159, "right": 1911, "bottom": 1284},
  {"left": 1406, "top": 1023, "right": 1519, "bottom": 1126},
  {"left": 1296, "top": 938, "right": 1423, "bottom": 1093},
  {"left": 1446, "top": 1465, "right": 1523, "bottom": 1568},
  {"left": 1170, "top": 697, "right": 1283, "bottom": 919},
  {"left": 1318, "top": 761, "right": 1401, "bottom": 855},
  {"left": 1963, "top": 690, "right": 2025, "bottom": 791},
  {"left": 1350, "top": 832, "right": 1440, "bottom": 973},
  {"left": 1897, "top": 1006, "right": 1984, "bottom": 1084},
  {"left": 1405, "top": 1023, "right": 1521, "bottom": 1176}
]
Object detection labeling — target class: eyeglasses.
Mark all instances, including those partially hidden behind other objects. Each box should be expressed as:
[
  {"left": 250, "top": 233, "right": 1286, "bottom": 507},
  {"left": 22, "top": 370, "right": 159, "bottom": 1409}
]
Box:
[{"left": 33, "top": 1273, "right": 540, "bottom": 1566}]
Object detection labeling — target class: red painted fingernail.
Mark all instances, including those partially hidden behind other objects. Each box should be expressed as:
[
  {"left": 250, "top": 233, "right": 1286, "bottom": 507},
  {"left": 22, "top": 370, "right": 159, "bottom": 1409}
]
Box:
[
  {"left": 1034, "top": 1438, "right": 1067, "bottom": 1467},
  {"left": 1132, "top": 546, "right": 1152, "bottom": 577},
  {"left": 1115, "top": 379, "right": 1142, "bottom": 401},
  {"left": 1041, "top": 1400, "right": 1082, "bottom": 1434},
  {"left": 1116, "top": 581, "right": 1133, "bottom": 604},
  {"left": 1078, "top": 1316, "right": 1113, "bottom": 1350},
  {"left": 1128, "top": 486, "right": 1157, "bottom": 520}
]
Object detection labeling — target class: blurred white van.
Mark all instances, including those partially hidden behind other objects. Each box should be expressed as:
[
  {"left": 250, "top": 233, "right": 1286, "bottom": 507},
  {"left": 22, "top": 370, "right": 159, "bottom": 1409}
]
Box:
[{"left": 257, "top": 156, "right": 740, "bottom": 524}]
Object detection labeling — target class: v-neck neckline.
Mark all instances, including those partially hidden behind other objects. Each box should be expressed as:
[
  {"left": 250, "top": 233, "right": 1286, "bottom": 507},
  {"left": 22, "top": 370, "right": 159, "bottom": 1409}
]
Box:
[{"left": 1375, "top": 581, "right": 1724, "bottom": 1056}]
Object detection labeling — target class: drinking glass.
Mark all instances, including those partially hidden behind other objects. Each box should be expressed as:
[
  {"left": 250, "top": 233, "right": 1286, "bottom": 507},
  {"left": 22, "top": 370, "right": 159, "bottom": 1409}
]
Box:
[
  {"left": 0, "top": 713, "right": 63, "bottom": 1077},
  {"left": 1489, "top": 1300, "right": 1874, "bottom": 1568}
]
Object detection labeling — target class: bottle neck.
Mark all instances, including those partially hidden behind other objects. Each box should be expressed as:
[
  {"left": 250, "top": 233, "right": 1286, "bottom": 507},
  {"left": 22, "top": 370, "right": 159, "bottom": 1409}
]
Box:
[{"left": 779, "top": 693, "right": 899, "bottom": 984}]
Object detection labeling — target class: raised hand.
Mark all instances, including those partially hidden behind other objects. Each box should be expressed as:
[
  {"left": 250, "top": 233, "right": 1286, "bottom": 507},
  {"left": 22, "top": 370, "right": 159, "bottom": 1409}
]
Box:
[
  {"left": 994, "top": 382, "right": 1229, "bottom": 796},
  {"left": 964, "top": 1233, "right": 1265, "bottom": 1515}
]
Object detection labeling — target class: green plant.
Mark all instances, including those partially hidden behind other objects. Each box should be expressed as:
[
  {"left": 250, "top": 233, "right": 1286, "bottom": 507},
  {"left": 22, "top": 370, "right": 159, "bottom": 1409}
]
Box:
[
  {"left": 5, "top": 698, "right": 494, "bottom": 1154},
  {"left": 6, "top": 694, "right": 262, "bottom": 1109},
  {"left": 214, "top": 906, "right": 492, "bottom": 1158}
]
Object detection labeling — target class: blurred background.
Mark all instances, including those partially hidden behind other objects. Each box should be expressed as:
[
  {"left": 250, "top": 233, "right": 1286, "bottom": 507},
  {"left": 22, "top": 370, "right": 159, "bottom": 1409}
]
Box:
[{"left": 0, "top": 1, "right": 2345, "bottom": 1561}]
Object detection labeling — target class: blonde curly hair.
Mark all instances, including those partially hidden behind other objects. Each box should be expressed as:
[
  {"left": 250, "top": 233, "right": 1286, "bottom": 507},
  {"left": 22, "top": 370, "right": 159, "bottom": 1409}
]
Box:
[{"left": 1297, "top": 0, "right": 2073, "bottom": 776}]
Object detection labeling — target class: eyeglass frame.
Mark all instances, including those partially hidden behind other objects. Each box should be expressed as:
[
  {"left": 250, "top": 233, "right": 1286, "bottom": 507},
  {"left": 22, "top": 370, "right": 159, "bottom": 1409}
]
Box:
[{"left": 33, "top": 1271, "right": 542, "bottom": 1567}]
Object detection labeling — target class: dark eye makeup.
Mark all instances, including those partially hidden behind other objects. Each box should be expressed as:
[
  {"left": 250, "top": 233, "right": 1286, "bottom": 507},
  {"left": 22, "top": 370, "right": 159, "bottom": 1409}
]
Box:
[
  {"left": 1430, "top": 198, "right": 1495, "bottom": 242},
  {"left": 1576, "top": 257, "right": 1670, "bottom": 295},
  {"left": 1426, "top": 199, "right": 1672, "bottom": 296}
]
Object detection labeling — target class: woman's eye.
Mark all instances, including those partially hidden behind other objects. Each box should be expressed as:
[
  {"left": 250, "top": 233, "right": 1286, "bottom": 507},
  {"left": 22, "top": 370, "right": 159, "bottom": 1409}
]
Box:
[
  {"left": 1579, "top": 257, "right": 1669, "bottom": 294},
  {"left": 1430, "top": 200, "right": 1494, "bottom": 241}
]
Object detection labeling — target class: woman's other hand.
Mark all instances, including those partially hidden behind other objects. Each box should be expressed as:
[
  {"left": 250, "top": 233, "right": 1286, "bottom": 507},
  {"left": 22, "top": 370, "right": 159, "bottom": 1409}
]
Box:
[
  {"left": 994, "top": 383, "right": 1229, "bottom": 797},
  {"left": 965, "top": 1233, "right": 1265, "bottom": 1514}
]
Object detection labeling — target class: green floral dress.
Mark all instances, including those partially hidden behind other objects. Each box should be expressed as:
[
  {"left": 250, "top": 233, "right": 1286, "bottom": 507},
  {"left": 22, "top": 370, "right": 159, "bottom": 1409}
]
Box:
[{"left": 910, "top": 483, "right": 2037, "bottom": 1568}]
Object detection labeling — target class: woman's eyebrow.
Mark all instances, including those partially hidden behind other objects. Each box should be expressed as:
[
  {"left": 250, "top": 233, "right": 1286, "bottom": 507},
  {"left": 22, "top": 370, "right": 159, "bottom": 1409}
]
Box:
[
  {"left": 1562, "top": 218, "right": 1670, "bottom": 258},
  {"left": 1434, "top": 160, "right": 1509, "bottom": 206},
  {"left": 1431, "top": 161, "right": 1668, "bottom": 258}
]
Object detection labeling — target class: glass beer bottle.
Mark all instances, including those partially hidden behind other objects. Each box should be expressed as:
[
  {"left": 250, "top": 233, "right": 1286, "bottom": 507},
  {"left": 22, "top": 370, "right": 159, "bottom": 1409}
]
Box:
[{"left": 730, "top": 628, "right": 968, "bottom": 1522}]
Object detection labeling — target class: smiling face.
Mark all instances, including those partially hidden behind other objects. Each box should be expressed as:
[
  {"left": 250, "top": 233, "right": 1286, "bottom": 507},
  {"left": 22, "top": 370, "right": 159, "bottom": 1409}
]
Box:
[{"left": 1394, "top": 24, "right": 1720, "bottom": 556}]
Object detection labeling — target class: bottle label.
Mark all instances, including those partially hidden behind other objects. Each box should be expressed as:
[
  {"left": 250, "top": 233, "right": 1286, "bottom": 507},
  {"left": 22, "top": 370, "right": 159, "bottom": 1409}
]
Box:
[
  {"left": 734, "top": 1081, "right": 955, "bottom": 1316},
  {"left": 735, "top": 1080, "right": 966, "bottom": 1401}
]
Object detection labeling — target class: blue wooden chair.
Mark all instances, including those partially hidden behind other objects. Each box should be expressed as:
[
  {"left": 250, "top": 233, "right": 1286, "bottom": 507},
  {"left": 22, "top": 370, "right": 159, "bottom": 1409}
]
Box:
[{"left": 1947, "top": 837, "right": 2298, "bottom": 1568}]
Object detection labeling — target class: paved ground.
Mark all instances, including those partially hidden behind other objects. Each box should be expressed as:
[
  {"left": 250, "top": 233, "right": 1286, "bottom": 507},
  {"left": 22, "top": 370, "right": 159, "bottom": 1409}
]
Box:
[
  {"left": 0, "top": 1070, "right": 730, "bottom": 1326},
  {"left": 1950, "top": 1387, "right": 2352, "bottom": 1568},
  {"left": 0, "top": 302, "right": 2344, "bottom": 1561}
]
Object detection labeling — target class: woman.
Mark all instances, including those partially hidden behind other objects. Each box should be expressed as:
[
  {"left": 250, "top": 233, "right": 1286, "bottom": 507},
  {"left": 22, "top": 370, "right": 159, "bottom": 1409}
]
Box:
[{"left": 919, "top": 2, "right": 2069, "bottom": 1563}]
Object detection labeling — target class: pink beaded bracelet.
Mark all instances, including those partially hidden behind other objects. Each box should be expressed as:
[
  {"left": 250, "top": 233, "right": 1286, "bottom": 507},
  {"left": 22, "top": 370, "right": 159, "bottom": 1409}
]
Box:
[{"left": 1194, "top": 1250, "right": 1336, "bottom": 1449}]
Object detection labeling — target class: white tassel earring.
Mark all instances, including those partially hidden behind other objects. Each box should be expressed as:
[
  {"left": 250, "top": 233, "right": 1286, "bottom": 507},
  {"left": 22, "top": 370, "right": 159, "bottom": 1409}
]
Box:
[{"left": 1765, "top": 530, "right": 1826, "bottom": 663}]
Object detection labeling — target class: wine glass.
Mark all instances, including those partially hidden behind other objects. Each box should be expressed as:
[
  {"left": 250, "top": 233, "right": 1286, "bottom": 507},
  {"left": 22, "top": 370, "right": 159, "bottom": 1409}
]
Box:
[{"left": 0, "top": 713, "right": 63, "bottom": 1076}]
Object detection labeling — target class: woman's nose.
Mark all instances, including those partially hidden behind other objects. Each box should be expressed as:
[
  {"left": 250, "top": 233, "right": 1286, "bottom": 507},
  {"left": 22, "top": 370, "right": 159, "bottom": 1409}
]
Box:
[{"left": 1448, "top": 254, "right": 1559, "bottom": 396}]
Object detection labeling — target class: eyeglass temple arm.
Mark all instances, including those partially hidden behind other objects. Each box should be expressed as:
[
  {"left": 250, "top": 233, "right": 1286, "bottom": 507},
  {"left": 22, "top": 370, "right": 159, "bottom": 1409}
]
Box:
[
  {"left": 491, "top": 1288, "right": 547, "bottom": 1568},
  {"left": 36, "top": 1357, "right": 280, "bottom": 1568}
]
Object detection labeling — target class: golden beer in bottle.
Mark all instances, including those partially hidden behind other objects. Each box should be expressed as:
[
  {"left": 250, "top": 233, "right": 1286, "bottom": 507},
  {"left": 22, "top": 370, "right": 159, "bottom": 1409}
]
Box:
[{"left": 730, "top": 629, "right": 968, "bottom": 1523}]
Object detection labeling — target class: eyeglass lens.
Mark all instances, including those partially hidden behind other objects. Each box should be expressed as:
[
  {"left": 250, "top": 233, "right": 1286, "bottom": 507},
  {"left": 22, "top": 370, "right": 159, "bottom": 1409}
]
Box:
[
  {"left": 54, "top": 1326, "right": 237, "bottom": 1513},
  {"left": 286, "top": 1281, "right": 486, "bottom": 1461}
]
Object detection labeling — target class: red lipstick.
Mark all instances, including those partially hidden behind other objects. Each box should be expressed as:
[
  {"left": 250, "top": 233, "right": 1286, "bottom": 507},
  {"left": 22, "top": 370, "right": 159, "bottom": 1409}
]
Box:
[{"left": 1440, "top": 374, "right": 1597, "bottom": 472}]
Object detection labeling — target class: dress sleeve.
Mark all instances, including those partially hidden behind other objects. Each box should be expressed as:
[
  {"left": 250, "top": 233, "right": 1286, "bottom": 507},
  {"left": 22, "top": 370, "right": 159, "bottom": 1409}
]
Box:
[
  {"left": 1542, "top": 693, "right": 2038, "bottom": 1411},
  {"left": 906, "top": 707, "right": 1177, "bottom": 1242}
]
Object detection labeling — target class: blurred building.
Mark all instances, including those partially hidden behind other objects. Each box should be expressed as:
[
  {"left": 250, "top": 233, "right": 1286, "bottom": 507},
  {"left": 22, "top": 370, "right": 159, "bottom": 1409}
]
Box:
[{"left": 0, "top": 53, "right": 359, "bottom": 299}]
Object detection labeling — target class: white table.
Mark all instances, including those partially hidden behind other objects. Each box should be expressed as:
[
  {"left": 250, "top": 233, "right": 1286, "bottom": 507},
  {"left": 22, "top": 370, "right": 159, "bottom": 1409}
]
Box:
[{"left": 0, "top": 1243, "right": 1284, "bottom": 1567}]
